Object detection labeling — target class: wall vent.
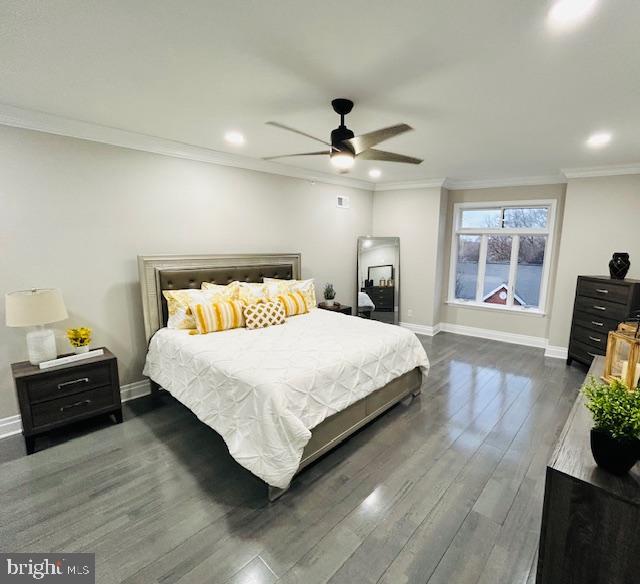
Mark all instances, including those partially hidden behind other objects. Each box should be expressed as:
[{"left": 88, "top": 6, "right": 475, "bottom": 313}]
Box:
[{"left": 337, "top": 195, "right": 350, "bottom": 209}]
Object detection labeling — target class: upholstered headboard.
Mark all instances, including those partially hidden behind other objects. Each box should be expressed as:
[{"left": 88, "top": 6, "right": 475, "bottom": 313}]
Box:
[{"left": 138, "top": 253, "right": 301, "bottom": 342}]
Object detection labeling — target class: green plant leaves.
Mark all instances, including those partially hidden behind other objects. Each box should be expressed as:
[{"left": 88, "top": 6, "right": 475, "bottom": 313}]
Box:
[{"left": 583, "top": 376, "right": 640, "bottom": 440}]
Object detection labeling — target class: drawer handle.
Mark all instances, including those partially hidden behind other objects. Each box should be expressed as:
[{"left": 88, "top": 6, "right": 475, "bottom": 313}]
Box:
[
  {"left": 593, "top": 305, "right": 606, "bottom": 311},
  {"left": 57, "top": 377, "right": 89, "bottom": 390},
  {"left": 595, "top": 288, "right": 609, "bottom": 294},
  {"left": 60, "top": 399, "right": 92, "bottom": 412},
  {"left": 588, "top": 336, "right": 602, "bottom": 343},
  {"left": 591, "top": 321, "right": 604, "bottom": 327}
]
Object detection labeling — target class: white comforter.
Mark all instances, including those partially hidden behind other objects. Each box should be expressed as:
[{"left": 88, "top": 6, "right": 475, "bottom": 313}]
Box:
[{"left": 143, "top": 309, "right": 429, "bottom": 488}]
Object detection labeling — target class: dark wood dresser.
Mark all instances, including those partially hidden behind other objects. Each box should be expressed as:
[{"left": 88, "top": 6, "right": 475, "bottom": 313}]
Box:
[
  {"left": 361, "top": 286, "right": 394, "bottom": 312},
  {"left": 11, "top": 347, "right": 122, "bottom": 454},
  {"left": 567, "top": 276, "right": 640, "bottom": 367},
  {"left": 537, "top": 357, "right": 640, "bottom": 584}
]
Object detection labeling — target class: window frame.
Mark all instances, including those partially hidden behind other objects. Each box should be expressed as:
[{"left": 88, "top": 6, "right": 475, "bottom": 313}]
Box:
[{"left": 447, "top": 199, "right": 557, "bottom": 316}]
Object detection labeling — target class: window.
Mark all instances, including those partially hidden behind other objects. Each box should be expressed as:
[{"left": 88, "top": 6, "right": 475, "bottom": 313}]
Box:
[{"left": 449, "top": 200, "right": 556, "bottom": 314}]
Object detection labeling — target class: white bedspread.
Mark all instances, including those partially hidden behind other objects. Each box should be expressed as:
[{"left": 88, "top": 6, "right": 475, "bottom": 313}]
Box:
[{"left": 143, "top": 309, "right": 429, "bottom": 488}]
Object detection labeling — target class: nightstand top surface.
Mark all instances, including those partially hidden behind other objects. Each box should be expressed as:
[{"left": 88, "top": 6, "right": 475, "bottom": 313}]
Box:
[
  {"left": 11, "top": 347, "right": 115, "bottom": 379},
  {"left": 318, "top": 302, "right": 352, "bottom": 311}
]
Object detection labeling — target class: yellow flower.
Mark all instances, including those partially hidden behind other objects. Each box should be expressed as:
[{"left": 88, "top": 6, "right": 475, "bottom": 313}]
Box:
[{"left": 66, "top": 327, "right": 92, "bottom": 347}]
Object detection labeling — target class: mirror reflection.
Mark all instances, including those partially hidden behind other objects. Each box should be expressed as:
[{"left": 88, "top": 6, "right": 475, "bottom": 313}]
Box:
[{"left": 357, "top": 236, "right": 400, "bottom": 325}]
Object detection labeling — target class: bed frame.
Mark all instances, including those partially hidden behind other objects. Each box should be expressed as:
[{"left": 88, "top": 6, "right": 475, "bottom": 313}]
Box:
[{"left": 138, "top": 253, "right": 423, "bottom": 500}]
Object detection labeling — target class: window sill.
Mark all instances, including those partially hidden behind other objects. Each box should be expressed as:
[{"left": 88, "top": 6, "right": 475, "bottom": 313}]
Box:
[{"left": 446, "top": 300, "right": 546, "bottom": 317}]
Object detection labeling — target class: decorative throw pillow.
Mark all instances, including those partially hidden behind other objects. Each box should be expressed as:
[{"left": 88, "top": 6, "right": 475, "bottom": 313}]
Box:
[
  {"left": 236, "top": 282, "right": 270, "bottom": 305},
  {"left": 201, "top": 281, "right": 240, "bottom": 296},
  {"left": 190, "top": 299, "right": 246, "bottom": 334},
  {"left": 264, "top": 277, "right": 317, "bottom": 308},
  {"left": 244, "top": 301, "right": 286, "bottom": 330},
  {"left": 163, "top": 286, "right": 236, "bottom": 329},
  {"left": 277, "top": 291, "right": 310, "bottom": 317}
]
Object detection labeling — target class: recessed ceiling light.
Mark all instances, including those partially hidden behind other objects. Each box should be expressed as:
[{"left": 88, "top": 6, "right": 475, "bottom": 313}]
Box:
[
  {"left": 548, "top": 0, "right": 598, "bottom": 29},
  {"left": 224, "top": 131, "right": 245, "bottom": 145},
  {"left": 587, "top": 131, "right": 612, "bottom": 148},
  {"left": 369, "top": 169, "right": 382, "bottom": 179}
]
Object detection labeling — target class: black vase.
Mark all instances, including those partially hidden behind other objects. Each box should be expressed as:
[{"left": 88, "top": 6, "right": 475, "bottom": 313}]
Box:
[
  {"left": 609, "top": 252, "right": 631, "bottom": 280},
  {"left": 590, "top": 428, "right": 638, "bottom": 475}
]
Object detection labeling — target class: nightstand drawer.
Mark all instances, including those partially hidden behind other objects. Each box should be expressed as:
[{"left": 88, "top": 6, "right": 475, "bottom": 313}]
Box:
[
  {"left": 31, "top": 386, "right": 116, "bottom": 428},
  {"left": 577, "top": 279, "right": 630, "bottom": 305},
  {"left": 569, "top": 339, "right": 605, "bottom": 365},
  {"left": 27, "top": 363, "right": 112, "bottom": 404},
  {"left": 574, "top": 296, "right": 628, "bottom": 320}
]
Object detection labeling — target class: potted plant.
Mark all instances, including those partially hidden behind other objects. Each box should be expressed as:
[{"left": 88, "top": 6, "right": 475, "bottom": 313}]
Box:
[
  {"left": 66, "top": 327, "right": 92, "bottom": 354},
  {"left": 323, "top": 283, "right": 336, "bottom": 307},
  {"left": 583, "top": 375, "right": 640, "bottom": 475}
]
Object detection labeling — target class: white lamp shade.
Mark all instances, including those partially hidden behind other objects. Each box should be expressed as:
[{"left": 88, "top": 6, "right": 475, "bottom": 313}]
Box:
[{"left": 5, "top": 288, "right": 68, "bottom": 327}]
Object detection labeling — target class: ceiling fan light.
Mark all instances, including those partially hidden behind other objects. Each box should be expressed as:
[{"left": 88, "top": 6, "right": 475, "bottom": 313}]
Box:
[{"left": 330, "top": 151, "right": 355, "bottom": 171}]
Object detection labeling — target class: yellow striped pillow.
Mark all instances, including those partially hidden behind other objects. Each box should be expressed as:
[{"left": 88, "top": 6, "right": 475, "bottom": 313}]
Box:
[
  {"left": 190, "top": 300, "right": 246, "bottom": 334},
  {"left": 277, "top": 291, "right": 310, "bottom": 317}
]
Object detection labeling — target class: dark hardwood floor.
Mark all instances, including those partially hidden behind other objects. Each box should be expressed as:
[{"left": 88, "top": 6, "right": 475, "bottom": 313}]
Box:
[{"left": 0, "top": 332, "right": 586, "bottom": 583}]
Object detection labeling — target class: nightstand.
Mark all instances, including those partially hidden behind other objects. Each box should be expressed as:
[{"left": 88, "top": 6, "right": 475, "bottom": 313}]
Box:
[
  {"left": 11, "top": 347, "right": 122, "bottom": 454},
  {"left": 317, "top": 302, "right": 352, "bottom": 316}
]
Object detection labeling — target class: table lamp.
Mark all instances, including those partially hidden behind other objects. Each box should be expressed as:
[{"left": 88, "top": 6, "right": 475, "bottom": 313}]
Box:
[{"left": 5, "top": 289, "right": 68, "bottom": 365}]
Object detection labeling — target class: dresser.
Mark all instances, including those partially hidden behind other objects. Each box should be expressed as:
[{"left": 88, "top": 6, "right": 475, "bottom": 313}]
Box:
[
  {"left": 11, "top": 348, "right": 122, "bottom": 454},
  {"left": 361, "top": 286, "right": 394, "bottom": 312},
  {"left": 537, "top": 357, "right": 640, "bottom": 583},
  {"left": 567, "top": 276, "right": 640, "bottom": 367}
]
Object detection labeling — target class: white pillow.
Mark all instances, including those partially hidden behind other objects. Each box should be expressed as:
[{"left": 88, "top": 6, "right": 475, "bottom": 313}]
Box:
[{"left": 263, "top": 277, "right": 317, "bottom": 307}]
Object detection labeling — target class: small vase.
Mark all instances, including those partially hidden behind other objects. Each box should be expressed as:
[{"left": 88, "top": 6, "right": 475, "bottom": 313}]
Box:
[
  {"left": 74, "top": 345, "right": 90, "bottom": 355},
  {"left": 590, "top": 428, "right": 638, "bottom": 475},
  {"left": 609, "top": 252, "right": 630, "bottom": 280},
  {"left": 325, "top": 299, "right": 335, "bottom": 307}
]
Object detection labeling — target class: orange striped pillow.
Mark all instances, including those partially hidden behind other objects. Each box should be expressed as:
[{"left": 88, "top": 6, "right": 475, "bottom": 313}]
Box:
[
  {"left": 277, "top": 291, "right": 309, "bottom": 317},
  {"left": 190, "top": 300, "right": 246, "bottom": 334}
]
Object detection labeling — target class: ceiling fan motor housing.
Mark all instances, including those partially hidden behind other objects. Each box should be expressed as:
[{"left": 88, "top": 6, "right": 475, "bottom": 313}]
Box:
[{"left": 331, "top": 125, "right": 355, "bottom": 155}]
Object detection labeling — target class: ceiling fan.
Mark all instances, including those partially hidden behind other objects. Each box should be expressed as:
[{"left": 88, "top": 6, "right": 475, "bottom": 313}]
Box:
[{"left": 263, "top": 98, "right": 422, "bottom": 172}]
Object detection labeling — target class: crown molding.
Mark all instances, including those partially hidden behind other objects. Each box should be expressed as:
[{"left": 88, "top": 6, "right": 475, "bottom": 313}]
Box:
[
  {"left": 443, "top": 174, "right": 567, "bottom": 190},
  {"left": 0, "top": 103, "right": 373, "bottom": 191},
  {"left": 561, "top": 163, "right": 640, "bottom": 179},
  {"left": 373, "top": 178, "right": 447, "bottom": 191}
]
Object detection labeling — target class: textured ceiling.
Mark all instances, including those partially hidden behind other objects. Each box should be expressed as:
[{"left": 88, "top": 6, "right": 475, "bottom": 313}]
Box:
[{"left": 1, "top": 0, "right": 638, "bottom": 182}]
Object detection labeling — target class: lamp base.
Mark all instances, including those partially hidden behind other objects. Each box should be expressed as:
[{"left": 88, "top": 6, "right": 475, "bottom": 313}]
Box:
[{"left": 26, "top": 328, "right": 57, "bottom": 365}]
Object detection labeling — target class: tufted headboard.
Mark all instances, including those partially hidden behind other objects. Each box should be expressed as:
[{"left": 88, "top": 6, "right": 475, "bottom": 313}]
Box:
[{"left": 138, "top": 253, "right": 301, "bottom": 342}]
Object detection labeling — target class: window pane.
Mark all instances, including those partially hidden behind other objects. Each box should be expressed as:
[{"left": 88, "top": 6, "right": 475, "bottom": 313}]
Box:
[
  {"left": 503, "top": 207, "right": 548, "bottom": 229},
  {"left": 460, "top": 208, "right": 501, "bottom": 229},
  {"left": 455, "top": 235, "right": 480, "bottom": 300},
  {"left": 483, "top": 235, "right": 512, "bottom": 304},
  {"left": 514, "top": 235, "right": 546, "bottom": 307}
]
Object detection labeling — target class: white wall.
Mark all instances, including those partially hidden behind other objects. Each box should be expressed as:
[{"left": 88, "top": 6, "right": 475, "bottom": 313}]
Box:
[
  {"left": 547, "top": 175, "right": 640, "bottom": 348},
  {"left": 372, "top": 187, "right": 447, "bottom": 327},
  {"left": 0, "top": 125, "right": 373, "bottom": 418}
]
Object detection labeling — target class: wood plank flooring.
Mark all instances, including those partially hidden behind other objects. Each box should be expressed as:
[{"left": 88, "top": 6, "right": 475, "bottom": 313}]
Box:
[{"left": 0, "top": 333, "right": 586, "bottom": 583}]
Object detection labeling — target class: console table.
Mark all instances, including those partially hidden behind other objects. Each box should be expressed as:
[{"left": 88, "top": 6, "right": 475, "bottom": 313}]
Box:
[{"left": 536, "top": 357, "right": 640, "bottom": 583}]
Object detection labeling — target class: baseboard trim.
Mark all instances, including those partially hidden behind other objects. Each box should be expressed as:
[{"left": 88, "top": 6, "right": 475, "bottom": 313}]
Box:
[
  {"left": 438, "top": 322, "right": 548, "bottom": 349},
  {"left": 0, "top": 415, "right": 22, "bottom": 440},
  {"left": 0, "top": 378, "right": 153, "bottom": 440},
  {"left": 400, "top": 322, "right": 441, "bottom": 336},
  {"left": 544, "top": 345, "right": 569, "bottom": 359}
]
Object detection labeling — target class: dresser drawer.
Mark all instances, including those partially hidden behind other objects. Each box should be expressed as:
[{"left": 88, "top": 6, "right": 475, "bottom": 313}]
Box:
[
  {"left": 572, "top": 310, "right": 620, "bottom": 334},
  {"left": 31, "top": 386, "right": 116, "bottom": 428},
  {"left": 572, "top": 324, "right": 608, "bottom": 351},
  {"left": 569, "top": 339, "right": 605, "bottom": 365},
  {"left": 578, "top": 279, "right": 630, "bottom": 305},
  {"left": 574, "top": 296, "right": 628, "bottom": 320},
  {"left": 27, "top": 363, "right": 112, "bottom": 404}
]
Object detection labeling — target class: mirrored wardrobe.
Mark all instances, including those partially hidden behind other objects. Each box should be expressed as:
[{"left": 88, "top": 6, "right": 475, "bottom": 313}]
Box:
[{"left": 356, "top": 236, "right": 400, "bottom": 325}]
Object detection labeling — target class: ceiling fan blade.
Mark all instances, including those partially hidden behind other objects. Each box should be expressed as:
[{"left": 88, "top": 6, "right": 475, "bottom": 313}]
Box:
[
  {"left": 357, "top": 148, "right": 423, "bottom": 164},
  {"left": 344, "top": 123, "right": 413, "bottom": 155},
  {"left": 266, "top": 121, "right": 335, "bottom": 149},
  {"left": 262, "top": 150, "right": 329, "bottom": 161}
]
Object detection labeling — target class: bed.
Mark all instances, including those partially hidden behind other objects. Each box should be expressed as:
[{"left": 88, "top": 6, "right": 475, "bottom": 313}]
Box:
[{"left": 138, "top": 253, "right": 429, "bottom": 499}]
